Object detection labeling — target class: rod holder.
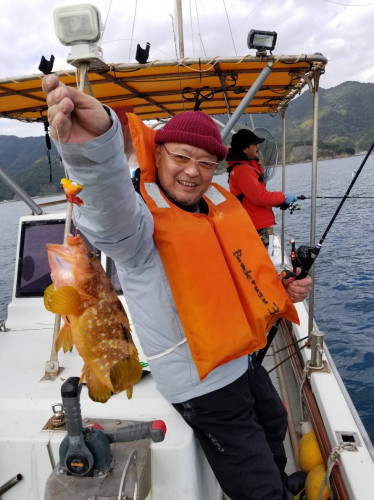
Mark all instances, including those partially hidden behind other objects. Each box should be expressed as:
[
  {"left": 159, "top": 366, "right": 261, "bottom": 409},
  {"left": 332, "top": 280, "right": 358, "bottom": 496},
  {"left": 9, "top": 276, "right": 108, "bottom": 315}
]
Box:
[{"left": 310, "top": 329, "right": 325, "bottom": 368}]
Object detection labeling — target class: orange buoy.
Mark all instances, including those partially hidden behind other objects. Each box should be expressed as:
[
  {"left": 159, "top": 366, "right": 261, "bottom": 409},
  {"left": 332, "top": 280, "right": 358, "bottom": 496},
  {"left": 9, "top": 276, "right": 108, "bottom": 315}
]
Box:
[
  {"left": 305, "top": 464, "right": 330, "bottom": 500},
  {"left": 299, "top": 431, "right": 324, "bottom": 473}
]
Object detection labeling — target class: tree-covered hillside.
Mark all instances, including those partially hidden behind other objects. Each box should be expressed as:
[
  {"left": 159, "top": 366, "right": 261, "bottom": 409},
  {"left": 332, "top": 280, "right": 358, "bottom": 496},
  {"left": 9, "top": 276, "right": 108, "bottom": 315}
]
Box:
[{"left": 233, "top": 81, "right": 374, "bottom": 161}]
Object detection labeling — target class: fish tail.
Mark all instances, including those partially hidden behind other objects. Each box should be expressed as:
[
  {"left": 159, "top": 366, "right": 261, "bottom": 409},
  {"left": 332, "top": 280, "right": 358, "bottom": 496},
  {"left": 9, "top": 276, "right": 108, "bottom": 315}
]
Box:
[
  {"left": 55, "top": 323, "right": 74, "bottom": 352},
  {"left": 110, "top": 355, "right": 143, "bottom": 397}
]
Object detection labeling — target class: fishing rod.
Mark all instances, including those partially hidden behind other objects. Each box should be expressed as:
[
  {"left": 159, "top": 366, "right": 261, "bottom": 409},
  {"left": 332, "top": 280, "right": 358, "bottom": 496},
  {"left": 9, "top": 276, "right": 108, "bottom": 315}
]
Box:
[
  {"left": 285, "top": 139, "right": 374, "bottom": 280},
  {"left": 256, "top": 139, "right": 374, "bottom": 365},
  {"left": 300, "top": 195, "right": 374, "bottom": 200}
]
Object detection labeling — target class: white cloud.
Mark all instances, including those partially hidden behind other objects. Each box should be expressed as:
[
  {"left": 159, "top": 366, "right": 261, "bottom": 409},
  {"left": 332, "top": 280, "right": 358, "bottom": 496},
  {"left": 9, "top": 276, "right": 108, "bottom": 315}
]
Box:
[{"left": 1, "top": 0, "right": 374, "bottom": 136}]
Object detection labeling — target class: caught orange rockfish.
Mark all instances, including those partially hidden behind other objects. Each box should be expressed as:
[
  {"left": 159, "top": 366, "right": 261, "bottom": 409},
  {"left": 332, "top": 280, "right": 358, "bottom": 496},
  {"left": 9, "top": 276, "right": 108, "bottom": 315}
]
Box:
[{"left": 44, "top": 234, "right": 142, "bottom": 403}]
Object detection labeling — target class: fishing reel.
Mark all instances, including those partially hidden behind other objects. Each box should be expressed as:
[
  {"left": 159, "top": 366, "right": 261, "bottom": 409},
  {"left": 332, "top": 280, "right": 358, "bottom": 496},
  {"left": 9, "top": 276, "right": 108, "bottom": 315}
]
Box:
[
  {"left": 58, "top": 377, "right": 166, "bottom": 477},
  {"left": 288, "top": 201, "right": 302, "bottom": 214},
  {"left": 281, "top": 239, "right": 320, "bottom": 281},
  {"left": 279, "top": 194, "right": 305, "bottom": 214}
]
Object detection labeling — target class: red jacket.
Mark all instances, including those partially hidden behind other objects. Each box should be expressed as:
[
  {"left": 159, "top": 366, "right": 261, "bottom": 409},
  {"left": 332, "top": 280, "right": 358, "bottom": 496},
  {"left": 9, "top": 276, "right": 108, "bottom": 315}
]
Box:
[{"left": 228, "top": 160, "right": 285, "bottom": 230}]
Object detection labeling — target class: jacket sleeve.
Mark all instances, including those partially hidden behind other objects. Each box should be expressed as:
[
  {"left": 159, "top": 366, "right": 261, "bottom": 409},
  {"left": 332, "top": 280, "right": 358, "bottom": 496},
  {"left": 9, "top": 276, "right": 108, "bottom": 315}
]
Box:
[
  {"left": 233, "top": 163, "right": 285, "bottom": 207},
  {"left": 52, "top": 108, "right": 154, "bottom": 268}
]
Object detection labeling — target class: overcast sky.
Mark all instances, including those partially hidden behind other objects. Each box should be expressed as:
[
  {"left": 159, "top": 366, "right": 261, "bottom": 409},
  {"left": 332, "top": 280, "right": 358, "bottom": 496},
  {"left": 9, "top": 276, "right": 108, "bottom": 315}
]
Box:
[{"left": 1, "top": 0, "right": 374, "bottom": 137}]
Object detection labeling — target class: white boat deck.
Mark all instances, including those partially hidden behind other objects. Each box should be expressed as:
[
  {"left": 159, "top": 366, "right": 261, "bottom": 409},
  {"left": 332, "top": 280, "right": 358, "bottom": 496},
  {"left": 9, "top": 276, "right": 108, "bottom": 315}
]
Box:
[
  {"left": 1, "top": 298, "right": 223, "bottom": 500},
  {"left": 1, "top": 217, "right": 374, "bottom": 499}
]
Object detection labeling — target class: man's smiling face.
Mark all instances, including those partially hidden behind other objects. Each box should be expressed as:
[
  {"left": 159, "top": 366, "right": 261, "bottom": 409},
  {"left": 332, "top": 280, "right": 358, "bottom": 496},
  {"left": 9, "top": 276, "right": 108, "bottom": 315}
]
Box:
[{"left": 155, "top": 142, "right": 217, "bottom": 205}]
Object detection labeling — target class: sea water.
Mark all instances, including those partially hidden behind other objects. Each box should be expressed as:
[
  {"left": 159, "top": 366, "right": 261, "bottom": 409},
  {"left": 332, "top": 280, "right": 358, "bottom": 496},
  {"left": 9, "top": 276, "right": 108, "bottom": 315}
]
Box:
[{"left": 0, "top": 156, "right": 373, "bottom": 443}]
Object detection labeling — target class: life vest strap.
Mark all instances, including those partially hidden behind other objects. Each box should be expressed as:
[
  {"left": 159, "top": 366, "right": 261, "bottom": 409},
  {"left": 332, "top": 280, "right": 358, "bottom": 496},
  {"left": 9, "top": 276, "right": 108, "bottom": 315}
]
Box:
[
  {"left": 144, "top": 182, "right": 170, "bottom": 208},
  {"left": 146, "top": 338, "right": 188, "bottom": 360},
  {"left": 204, "top": 185, "right": 226, "bottom": 206}
]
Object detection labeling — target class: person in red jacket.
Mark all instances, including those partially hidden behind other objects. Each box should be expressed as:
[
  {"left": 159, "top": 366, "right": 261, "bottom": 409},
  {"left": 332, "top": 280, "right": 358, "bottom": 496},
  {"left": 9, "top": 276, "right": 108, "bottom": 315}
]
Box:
[{"left": 227, "top": 128, "right": 297, "bottom": 246}]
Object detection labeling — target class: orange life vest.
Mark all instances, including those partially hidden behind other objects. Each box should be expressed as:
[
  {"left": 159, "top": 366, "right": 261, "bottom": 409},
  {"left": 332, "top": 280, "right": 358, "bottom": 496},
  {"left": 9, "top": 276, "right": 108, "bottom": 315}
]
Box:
[{"left": 127, "top": 113, "right": 299, "bottom": 380}]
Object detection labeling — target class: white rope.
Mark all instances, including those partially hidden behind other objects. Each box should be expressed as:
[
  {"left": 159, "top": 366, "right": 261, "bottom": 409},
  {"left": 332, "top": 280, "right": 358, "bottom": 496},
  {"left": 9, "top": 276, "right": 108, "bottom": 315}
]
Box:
[
  {"left": 298, "top": 361, "right": 310, "bottom": 421},
  {"left": 318, "top": 442, "right": 358, "bottom": 500}
]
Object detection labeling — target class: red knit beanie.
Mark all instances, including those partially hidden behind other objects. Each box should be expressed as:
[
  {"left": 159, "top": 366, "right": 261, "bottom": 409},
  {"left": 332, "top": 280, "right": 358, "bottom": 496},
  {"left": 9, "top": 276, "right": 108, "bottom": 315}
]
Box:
[{"left": 155, "top": 111, "right": 228, "bottom": 161}]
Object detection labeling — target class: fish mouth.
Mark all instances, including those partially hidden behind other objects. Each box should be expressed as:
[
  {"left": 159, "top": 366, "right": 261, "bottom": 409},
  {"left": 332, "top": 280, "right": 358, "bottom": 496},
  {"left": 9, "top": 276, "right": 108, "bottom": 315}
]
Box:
[
  {"left": 46, "top": 244, "right": 75, "bottom": 288},
  {"left": 46, "top": 242, "right": 76, "bottom": 262},
  {"left": 49, "top": 252, "right": 72, "bottom": 271}
]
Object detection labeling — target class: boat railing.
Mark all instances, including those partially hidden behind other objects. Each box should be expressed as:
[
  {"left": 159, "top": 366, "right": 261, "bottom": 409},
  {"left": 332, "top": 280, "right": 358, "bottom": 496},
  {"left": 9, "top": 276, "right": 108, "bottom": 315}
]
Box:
[{"left": 0, "top": 166, "right": 43, "bottom": 215}]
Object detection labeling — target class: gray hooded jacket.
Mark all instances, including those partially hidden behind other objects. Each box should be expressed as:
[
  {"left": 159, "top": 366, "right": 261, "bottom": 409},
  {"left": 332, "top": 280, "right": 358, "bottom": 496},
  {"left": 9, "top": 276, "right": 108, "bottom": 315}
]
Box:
[{"left": 57, "top": 110, "right": 248, "bottom": 403}]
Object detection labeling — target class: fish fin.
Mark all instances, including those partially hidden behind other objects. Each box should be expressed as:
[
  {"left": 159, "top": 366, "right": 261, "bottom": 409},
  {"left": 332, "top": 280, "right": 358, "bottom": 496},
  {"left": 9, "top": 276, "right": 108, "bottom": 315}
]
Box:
[
  {"left": 80, "top": 365, "right": 88, "bottom": 384},
  {"left": 44, "top": 285, "right": 82, "bottom": 315},
  {"left": 83, "top": 365, "right": 112, "bottom": 403},
  {"left": 43, "top": 284, "right": 55, "bottom": 312},
  {"left": 110, "top": 355, "right": 143, "bottom": 395},
  {"left": 55, "top": 323, "right": 74, "bottom": 352}
]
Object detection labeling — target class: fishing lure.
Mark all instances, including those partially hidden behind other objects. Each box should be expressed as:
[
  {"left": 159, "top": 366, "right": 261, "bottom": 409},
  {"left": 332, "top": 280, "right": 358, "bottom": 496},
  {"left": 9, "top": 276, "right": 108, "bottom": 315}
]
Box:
[{"left": 61, "top": 178, "right": 84, "bottom": 206}]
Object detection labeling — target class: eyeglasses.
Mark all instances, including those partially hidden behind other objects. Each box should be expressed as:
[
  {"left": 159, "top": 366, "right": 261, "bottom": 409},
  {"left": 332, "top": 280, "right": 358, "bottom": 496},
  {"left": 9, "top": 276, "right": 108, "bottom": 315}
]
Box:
[{"left": 162, "top": 144, "right": 220, "bottom": 171}]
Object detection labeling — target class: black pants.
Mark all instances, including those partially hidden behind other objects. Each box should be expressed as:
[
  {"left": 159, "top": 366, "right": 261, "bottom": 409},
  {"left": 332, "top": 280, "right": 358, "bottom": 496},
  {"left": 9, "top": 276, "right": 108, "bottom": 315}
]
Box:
[{"left": 173, "top": 361, "right": 289, "bottom": 500}]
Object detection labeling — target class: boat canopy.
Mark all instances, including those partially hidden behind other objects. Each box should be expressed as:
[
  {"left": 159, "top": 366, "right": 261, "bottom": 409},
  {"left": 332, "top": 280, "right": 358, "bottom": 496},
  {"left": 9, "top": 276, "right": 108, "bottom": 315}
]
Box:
[{"left": 0, "top": 54, "right": 327, "bottom": 123}]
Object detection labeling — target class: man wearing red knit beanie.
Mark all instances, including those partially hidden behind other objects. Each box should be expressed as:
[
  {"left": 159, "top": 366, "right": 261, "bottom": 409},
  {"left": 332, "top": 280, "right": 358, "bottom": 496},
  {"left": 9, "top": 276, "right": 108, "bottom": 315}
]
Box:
[{"left": 43, "top": 74, "right": 311, "bottom": 500}]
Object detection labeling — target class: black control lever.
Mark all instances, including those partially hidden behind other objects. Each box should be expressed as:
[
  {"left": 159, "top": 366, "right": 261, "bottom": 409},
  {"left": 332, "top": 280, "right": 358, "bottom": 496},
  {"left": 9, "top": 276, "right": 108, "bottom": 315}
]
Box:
[
  {"left": 59, "top": 377, "right": 166, "bottom": 477},
  {"left": 61, "top": 377, "right": 95, "bottom": 476},
  {"left": 104, "top": 420, "right": 166, "bottom": 443}
]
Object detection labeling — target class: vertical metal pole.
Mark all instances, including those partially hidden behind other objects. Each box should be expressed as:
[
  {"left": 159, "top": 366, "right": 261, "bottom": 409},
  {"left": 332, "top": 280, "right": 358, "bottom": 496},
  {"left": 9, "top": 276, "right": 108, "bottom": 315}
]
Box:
[
  {"left": 175, "top": 0, "right": 184, "bottom": 59},
  {"left": 281, "top": 111, "right": 286, "bottom": 266},
  {"left": 308, "top": 68, "right": 321, "bottom": 337},
  {"left": 310, "top": 330, "right": 325, "bottom": 368}
]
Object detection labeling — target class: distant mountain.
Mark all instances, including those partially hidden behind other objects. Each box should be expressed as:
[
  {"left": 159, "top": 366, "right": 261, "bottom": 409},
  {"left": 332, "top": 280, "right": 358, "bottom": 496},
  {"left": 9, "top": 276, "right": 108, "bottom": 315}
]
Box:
[
  {"left": 0, "top": 135, "right": 58, "bottom": 175},
  {"left": 227, "top": 81, "right": 374, "bottom": 162},
  {"left": 1, "top": 81, "right": 374, "bottom": 199},
  {"left": 0, "top": 136, "right": 61, "bottom": 200}
]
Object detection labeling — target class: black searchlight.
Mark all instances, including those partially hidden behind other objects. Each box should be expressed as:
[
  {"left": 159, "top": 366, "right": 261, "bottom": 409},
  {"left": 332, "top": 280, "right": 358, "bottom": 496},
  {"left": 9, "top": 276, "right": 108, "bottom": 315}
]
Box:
[{"left": 247, "top": 30, "right": 277, "bottom": 56}]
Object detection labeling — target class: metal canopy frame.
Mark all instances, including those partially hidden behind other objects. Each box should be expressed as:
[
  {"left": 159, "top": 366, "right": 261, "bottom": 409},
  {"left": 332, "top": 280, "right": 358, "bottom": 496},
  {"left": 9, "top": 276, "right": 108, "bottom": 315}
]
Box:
[{"left": 0, "top": 54, "right": 326, "bottom": 123}]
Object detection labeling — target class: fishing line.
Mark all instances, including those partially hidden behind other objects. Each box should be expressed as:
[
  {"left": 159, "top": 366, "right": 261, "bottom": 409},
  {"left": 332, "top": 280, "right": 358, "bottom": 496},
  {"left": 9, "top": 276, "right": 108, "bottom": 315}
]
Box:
[
  {"left": 128, "top": 0, "right": 138, "bottom": 63},
  {"left": 188, "top": 0, "right": 194, "bottom": 57},
  {"left": 324, "top": 0, "right": 374, "bottom": 6},
  {"left": 306, "top": 138, "right": 374, "bottom": 271},
  {"left": 54, "top": 125, "right": 79, "bottom": 237},
  {"left": 284, "top": 138, "right": 374, "bottom": 279},
  {"left": 194, "top": 0, "right": 207, "bottom": 58},
  {"left": 102, "top": 0, "right": 113, "bottom": 31},
  {"left": 52, "top": 69, "right": 89, "bottom": 238},
  {"left": 222, "top": 0, "right": 237, "bottom": 56},
  {"left": 301, "top": 195, "right": 374, "bottom": 199}
]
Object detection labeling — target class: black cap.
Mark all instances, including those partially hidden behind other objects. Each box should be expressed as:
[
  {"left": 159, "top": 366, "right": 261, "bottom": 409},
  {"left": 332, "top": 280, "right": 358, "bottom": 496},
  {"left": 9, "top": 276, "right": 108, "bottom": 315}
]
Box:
[{"left": 230, "top": 129, "right": 265, "bottom": 151}]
